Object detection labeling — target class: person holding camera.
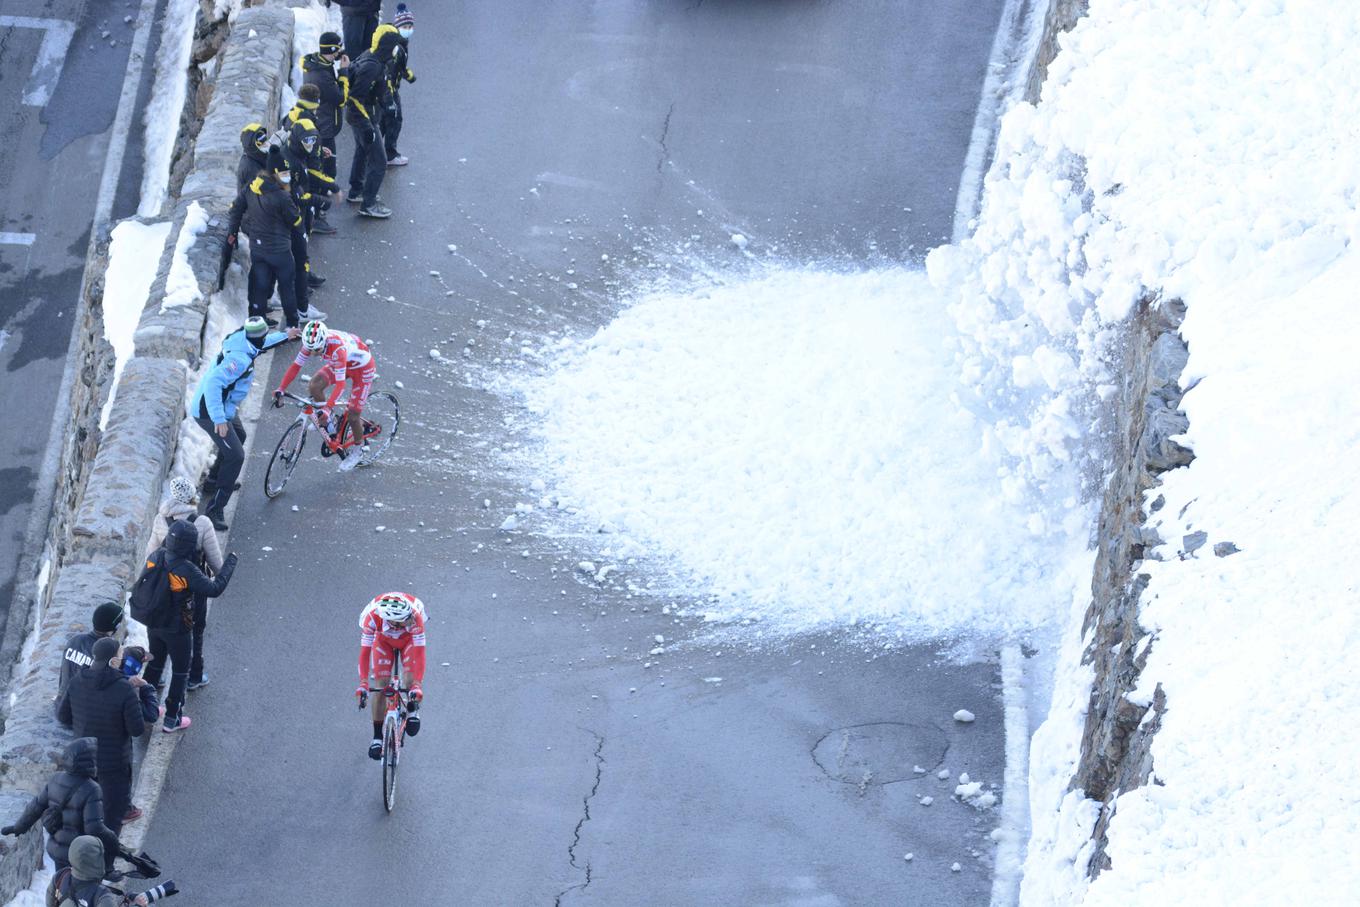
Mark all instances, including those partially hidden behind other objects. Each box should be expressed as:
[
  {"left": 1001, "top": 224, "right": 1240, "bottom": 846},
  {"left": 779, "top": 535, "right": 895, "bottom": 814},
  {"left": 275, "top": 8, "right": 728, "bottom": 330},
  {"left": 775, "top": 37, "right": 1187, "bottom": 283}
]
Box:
[
  {"left": 53, "top": 836, "right": 152, "bottom": 907},
  {"left": 1, "top": 738, "right": 121, "bottom": 873},
  {"left": 58, "top": 638, "right": 149, "bottom": 835}
]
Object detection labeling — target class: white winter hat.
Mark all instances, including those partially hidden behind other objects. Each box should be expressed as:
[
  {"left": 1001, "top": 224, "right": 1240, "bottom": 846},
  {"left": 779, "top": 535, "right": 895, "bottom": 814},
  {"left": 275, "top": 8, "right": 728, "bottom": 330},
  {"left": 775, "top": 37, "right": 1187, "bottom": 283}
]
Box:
[{"left": 169, "top": 476, "right": 197, "bottom": 504}]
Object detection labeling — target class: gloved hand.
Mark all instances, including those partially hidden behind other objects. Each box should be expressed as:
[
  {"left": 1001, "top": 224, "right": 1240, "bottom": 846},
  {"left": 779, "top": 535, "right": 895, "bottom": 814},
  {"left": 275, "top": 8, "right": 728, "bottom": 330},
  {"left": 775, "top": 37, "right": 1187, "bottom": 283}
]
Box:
[
  {"left": 1, "top": 825, "right": 16, "bottom": 836},
  {"left": 272, "top": 389, "right": 283, "bottom": 407},
  {"left": 405, "top": 72, "right": 416, "bottom": 84},
  {"left": 363, "top": 125, "right": 377, "bottom": 144},
  {"left": 356, "top": 685, "right": 368, "bottom": 703},
  {"left": 408, "top": 687, "right": 423, "bottom": 703}
]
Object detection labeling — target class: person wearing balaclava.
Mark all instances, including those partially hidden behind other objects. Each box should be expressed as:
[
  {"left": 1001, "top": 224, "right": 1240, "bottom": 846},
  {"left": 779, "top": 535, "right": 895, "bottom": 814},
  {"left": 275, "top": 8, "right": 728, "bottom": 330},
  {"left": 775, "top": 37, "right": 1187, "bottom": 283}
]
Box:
[
  {"left": 236, "top": 121, "right": 271, "bottom": 193},
  {"left": 227, "top": 146, "right": 310, "bottom": 328},
  {"left": 190, "top": 316, "right": 292, "bottom": 528}
]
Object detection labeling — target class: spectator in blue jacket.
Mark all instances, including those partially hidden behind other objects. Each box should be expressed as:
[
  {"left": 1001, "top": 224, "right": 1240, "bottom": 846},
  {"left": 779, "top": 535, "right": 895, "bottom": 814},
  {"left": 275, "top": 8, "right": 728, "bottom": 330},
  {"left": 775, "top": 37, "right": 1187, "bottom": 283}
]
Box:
[{"left": 191, "top": 316, "right": 294, "bottom": 528}]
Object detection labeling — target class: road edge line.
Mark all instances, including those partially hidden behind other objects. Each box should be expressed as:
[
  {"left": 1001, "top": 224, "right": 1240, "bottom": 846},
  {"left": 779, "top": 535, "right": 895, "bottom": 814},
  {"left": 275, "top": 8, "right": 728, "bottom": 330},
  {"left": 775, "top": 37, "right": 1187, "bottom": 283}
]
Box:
[{"left": 992, "top": 643, "right": 1030, "bottom": 906}]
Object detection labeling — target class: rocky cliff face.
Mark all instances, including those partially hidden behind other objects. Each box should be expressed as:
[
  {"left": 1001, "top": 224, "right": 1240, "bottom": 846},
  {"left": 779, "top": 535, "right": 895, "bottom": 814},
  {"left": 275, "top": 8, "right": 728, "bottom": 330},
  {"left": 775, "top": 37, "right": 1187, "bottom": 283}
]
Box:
[{"left": 1073, "top": 298, "right": 1192, "bottom": 875}]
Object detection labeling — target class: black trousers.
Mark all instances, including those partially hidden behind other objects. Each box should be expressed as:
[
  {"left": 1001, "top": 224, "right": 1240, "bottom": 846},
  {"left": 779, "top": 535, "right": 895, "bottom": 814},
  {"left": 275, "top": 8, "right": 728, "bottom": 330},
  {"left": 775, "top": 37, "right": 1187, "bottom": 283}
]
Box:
[
  {"left": 342, "top": 10, "right": 378, "bottom": 59},
  {"left": 383, "top": 92, "right": 403, "bottom": 159},
  {"left": 198, "top": 414, "right": 245, "bottom": 512},
  {"left": 101, "top": 763, "right": 132, "bottom": 834},
  {"left": 348, "top": 121, "right": 387, "bottom": 205},
  {"left": 144, "top": 626, "right": 191, "bottom": 723},
  {"left": 320, "top": 136, "right": 338, "bottom": 211},
  {"left": 191, "top": 596, "right": 209, "bottom": 684},
  {"left": 290, "top": 228, "right": 311, "bottom": 312},
  {"left": 247, "top": 241, "right": 299, "bottom": 327}
]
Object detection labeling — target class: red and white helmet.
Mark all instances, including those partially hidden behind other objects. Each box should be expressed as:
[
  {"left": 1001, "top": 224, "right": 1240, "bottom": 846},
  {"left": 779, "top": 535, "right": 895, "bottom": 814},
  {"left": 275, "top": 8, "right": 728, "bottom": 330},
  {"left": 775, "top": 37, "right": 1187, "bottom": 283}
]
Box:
[
  {"left": 301, "top": 320, "right": 328, "bottom": 351},
  {"left": 372, "top": 592, "right": 421, "bottom": 623}
]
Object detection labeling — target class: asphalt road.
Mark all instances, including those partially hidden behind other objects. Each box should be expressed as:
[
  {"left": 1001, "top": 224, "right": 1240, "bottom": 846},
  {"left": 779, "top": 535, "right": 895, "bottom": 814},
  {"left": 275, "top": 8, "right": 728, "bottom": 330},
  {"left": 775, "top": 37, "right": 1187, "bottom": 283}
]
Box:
[
  {"left": 0, "top": 0, "right": 159, "bottom": 650},
  {"left": 145, "top": 1, "right": 1010, "bottom": 904}
]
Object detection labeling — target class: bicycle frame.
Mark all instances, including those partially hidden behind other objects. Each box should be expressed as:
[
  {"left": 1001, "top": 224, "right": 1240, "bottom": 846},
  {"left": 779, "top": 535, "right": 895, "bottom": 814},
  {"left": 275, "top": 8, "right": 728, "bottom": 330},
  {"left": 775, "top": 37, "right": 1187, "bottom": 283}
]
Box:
[{"left": 276, "top": 390, "right": 375, "bottom": 456}]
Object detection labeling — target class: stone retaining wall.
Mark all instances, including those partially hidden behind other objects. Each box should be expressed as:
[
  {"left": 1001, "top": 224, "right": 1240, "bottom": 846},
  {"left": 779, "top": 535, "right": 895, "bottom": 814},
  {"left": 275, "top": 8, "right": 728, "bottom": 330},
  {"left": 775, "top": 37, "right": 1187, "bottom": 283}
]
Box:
[{"left": 0, "top": 5, "right": 295, "bottom": 900}]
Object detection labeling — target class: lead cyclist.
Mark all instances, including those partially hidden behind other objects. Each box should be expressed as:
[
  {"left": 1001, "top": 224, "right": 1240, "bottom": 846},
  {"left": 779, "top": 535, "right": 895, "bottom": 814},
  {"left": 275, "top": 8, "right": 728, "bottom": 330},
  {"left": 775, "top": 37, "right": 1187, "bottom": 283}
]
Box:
[
  {"left": 355, "top": 593, "right": 427, "bottom": 759},
  {"left": 273, "top": 320, "right": 376, "bottom": 471}
]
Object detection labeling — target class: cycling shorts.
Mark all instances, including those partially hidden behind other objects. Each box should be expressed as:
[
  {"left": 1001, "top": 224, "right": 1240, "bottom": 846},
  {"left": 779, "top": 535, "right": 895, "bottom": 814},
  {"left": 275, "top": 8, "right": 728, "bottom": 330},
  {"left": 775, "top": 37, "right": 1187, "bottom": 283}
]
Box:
[
  {"left": 370, "top": 635, "right": 420, "bottom": 685},
  {"left": 321, "top": 360, "right": 376, "bottom": 414}
]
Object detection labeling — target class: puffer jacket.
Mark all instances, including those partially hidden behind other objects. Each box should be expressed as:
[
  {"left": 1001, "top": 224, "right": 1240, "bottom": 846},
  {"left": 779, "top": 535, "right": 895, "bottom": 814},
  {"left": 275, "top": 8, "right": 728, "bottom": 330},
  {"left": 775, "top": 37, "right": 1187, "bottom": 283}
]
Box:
[
  {"left": 58, "top": 661, "right": 145, "bottom": 789},
  {"left": 8, "top": 738, "right": 120, "bottom": 868},
  {"left": 226, "top": 174, "right": 304, "bottom": 258},
  {"left": 58, "top": 836, "right": 120, "bottom": 905},
  {"left": 163, "top": 520, "right": 238, "bottom": 627},
  {"left": 190, "top": 325, "right": 290, "bottom": 425},
  {"left": 236, "top": 122, "right": 269, "bottom": 193},
  {"left": 301, "top": 52, "right": 348, "bottom": 140},
  {"left": 145, "top": 499, "right": 223, "bottom": 573}
]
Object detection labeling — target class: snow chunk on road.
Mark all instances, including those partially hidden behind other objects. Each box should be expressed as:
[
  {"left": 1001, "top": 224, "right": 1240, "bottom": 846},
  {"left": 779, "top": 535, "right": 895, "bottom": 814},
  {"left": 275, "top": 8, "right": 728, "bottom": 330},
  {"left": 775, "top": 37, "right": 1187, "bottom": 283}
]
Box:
[
  {"left": 512, "top": 269, "right": 1088, "bottom": 638},
  {"left": 953, "top": 709, "right": 976, "bottom": 723}
]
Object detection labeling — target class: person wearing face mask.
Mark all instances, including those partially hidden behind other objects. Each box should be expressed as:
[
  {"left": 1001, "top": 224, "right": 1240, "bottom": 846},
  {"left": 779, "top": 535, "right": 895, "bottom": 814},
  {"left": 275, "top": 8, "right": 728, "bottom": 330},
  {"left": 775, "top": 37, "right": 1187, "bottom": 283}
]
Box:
[
  {"left": 226, "top": 147, "right": 310, "bottom": 331},
  {"left": 345, "top": 25, "right": 396, "bottom": 218},
  {"left": 382, "top": 5, "right": 416, "bottom": 167},
  {"left": 235, "top": 122, "right": 271, "bottom": 194},
  {"left": 301, "top": 31, "right": 350, "bottom": 234},
  {"left": 190, "top": 316, "right": 294, "bottom": 527},
  {"left": 281, "top": 88, "right": 335, "bottom": 320}
]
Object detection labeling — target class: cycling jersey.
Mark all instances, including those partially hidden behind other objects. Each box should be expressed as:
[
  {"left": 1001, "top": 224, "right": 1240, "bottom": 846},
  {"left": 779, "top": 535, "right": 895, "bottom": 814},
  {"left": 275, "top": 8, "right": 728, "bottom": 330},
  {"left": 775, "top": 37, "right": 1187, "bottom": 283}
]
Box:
[
  {"left": 277, "top": 330, "right": 376, "bottom": 413},
  {"left": 357, "top": 593, "right": 426, "bottom": 688}
]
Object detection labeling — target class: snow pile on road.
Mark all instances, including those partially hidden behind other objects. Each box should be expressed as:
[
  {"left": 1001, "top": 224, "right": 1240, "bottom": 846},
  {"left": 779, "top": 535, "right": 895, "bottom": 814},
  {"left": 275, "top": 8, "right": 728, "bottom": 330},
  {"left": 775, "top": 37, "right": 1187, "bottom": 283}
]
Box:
[
  {"left": 924, "top": 0, "right": 1360, "bottom": 903},
  {"left": 99, "top": 218, "right": 171, "bottom": 429},
  {"left": 515, "top": 267, "right": 1092, "bottom": 640}
]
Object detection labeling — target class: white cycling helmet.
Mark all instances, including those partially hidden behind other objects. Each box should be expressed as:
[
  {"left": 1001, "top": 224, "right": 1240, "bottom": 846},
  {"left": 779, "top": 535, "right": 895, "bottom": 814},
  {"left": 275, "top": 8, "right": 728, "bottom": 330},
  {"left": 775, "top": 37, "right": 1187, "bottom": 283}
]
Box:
[
  {"left": 374, "top": 593, "right": 418, "bottom": 623},
  {"left": 301, "top": 320, "right": 328, "bottom": 351},
  {"left": 168, "top": 476, "right": 197, "bottom": 505}
]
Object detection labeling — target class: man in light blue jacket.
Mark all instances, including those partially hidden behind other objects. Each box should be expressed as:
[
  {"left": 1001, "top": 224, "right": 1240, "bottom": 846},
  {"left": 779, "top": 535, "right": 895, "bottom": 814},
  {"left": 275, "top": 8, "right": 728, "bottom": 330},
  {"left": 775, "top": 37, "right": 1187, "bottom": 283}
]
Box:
[{"left": 191, "top": 316, "right": 294, "bottom": 528}]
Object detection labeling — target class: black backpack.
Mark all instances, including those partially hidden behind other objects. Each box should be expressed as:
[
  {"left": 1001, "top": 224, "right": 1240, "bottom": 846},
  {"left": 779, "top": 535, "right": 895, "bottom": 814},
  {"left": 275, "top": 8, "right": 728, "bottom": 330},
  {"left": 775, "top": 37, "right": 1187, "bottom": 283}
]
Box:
[{"left": 128, "top": 548, "right": 174, "bottom": 626}]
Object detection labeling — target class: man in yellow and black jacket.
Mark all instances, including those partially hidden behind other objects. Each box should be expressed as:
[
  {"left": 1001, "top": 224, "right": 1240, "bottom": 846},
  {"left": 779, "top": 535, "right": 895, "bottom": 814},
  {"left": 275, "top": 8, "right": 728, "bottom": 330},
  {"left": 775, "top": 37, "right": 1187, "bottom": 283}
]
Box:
[
  {"left": 226, "top": 147, "right": 307, "bottom": 328},
  {"left": 345, "top": 26, "right": 400, "bottom": 218},
  {"left": 301, "top": 31, "right": 349, "bottom": 232}
]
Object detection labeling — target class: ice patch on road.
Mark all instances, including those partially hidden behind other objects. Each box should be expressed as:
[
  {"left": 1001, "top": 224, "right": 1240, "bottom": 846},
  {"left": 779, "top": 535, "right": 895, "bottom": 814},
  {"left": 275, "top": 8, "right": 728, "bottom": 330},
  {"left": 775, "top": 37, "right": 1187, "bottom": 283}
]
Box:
[{"left": 509, "top": 268, "right": 1091, "bottom": 639}]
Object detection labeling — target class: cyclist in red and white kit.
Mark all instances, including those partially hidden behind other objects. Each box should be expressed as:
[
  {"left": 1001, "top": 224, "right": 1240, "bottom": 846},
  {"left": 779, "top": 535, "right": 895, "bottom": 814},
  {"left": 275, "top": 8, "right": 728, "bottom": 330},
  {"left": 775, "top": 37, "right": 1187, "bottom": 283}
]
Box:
[
  {"left": 273, "top": 321, "right": 375, "bottom": 471},
  {"left": 356, "top": 592, "right": 426, "bottom": 760}
]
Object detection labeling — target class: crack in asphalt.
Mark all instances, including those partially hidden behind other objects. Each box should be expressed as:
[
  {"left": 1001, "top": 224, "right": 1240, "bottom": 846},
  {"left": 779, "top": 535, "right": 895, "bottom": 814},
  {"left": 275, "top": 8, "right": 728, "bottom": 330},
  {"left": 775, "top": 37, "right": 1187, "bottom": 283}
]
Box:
[
  {"left": 656, "top": 102, "right": 675, "bottom": 173},
  {"left": 555, "top": 729, "right": 606, "bottom": 906}
]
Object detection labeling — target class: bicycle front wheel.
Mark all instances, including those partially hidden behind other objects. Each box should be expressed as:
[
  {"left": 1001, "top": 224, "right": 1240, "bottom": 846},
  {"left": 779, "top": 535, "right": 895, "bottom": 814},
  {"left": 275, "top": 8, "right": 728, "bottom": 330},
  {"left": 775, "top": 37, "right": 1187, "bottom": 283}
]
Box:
[
  {"left": 264, "top": 418, "right": 306, "bottom": 499},
  {"left": 382, "top": 715, "right": 399, "bottom": 813},
  {"left": 360, "top": 392, "right": 400, "bottom": 466}
]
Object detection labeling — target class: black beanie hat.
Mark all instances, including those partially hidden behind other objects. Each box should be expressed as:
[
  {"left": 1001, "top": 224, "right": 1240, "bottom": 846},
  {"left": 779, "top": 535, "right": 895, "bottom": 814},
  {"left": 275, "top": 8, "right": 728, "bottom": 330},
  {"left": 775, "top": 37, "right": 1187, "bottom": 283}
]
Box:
[
  {"left": 91, "top": 637, "right": 120, "bottom": 664},
  {"left": 92, "top": 602, "right": 124, "bottom": 633},
  {"left": 319, "top": 31, "right": 342, "bottom": 53}
]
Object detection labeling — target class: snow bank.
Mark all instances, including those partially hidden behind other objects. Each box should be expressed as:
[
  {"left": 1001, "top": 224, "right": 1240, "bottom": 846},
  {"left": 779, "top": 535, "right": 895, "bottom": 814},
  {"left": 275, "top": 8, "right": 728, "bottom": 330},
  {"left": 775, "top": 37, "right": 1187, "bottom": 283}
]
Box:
[
  {"left": 290, "top": 1, "right": 341, "bottom": 90},
  {"left": 138, "top": 0, "right": 199, "bottom": 217},
  {"left": 159, "top": 202, "right": 211, "bottom": 312},
  {"left": 516, "top": 268, "right": 1092, "bottom": 639},
  {"left": 99, "top": 219, "right": 171, "bottom": 429},
  {"left": 925, "top": 0, "right": 1360, "bottom": 903}
]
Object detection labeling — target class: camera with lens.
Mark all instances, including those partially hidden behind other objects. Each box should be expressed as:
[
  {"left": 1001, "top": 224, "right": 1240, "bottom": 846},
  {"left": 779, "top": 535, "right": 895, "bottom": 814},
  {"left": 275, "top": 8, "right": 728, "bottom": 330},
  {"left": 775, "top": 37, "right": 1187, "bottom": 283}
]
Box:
[{"left": 127, "top": 880, "right": 178, "bottom": 904}]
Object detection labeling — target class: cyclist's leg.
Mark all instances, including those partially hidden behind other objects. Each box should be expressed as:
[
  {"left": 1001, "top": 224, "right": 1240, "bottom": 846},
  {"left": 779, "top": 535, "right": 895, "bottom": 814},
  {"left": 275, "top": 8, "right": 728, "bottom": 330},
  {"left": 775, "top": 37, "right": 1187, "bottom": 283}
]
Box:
[{"left": 399, "top": 645, "right": 422, "bottom": 736}]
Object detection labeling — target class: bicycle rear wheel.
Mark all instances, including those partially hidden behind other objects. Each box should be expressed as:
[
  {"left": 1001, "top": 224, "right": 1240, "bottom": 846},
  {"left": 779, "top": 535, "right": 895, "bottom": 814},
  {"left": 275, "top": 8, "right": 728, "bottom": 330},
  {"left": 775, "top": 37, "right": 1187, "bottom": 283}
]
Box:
[
  {"left": 264, "top": 418, "right": 306, "bottom": 499},
  {"left": 381, "top": 714, "right": 399, "bottom": 813},
  {"left": 360, "top": 392, "right": 400, "bottom": 466}
]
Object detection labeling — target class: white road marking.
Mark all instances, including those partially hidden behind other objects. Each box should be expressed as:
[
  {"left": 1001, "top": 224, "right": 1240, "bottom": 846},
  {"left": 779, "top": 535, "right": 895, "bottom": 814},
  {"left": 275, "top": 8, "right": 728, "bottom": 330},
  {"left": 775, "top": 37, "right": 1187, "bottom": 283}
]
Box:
[
  {"left": 0, "top": 15, "right": 76, "bottom": 107},
  {"left": 992, "top": 643, "right": 1031, "bottom": 906},
  {"left": 0, "top": 232, "right": 37, "bottom": 245}
]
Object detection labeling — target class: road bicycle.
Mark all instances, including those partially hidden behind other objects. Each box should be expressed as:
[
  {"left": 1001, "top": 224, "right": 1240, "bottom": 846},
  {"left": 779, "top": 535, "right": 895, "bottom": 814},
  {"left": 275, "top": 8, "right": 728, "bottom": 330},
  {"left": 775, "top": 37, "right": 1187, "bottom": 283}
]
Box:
[
  {"left": 263, "top": 388, "right": 400, "bottom": 498},
  {"left": 358, "top": 665, "right": 419, "bottom": 813}
]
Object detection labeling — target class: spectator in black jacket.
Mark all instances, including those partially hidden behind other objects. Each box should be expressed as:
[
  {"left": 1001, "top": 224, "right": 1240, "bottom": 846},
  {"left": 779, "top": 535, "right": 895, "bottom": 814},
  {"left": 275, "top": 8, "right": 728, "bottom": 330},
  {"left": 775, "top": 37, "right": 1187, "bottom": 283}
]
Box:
[
  {"left": 142, "top": 521, "right": 238, "bottom": 733},
  {"left": 345, "top": 35, "right": 394, "bottom": 219},
  {"left": 58, "top": 637, "right": 147, "bottom": 834},
  {"left": 280, "top": 87, "right": 335, "bottom": 321},
  {"left": 227, "top": 147, "right": 307, "bottom": 328},
  {"left": 335, "top": 0, "right": 382, "bottom": 60},
  {"left": 236, "top": 122, "right": 271, "bottom": 194},
  {"left": 55, "top": 601, "right": 124, "bottom": 724},
  {"left": 302, "top": 32, "right": 349, "bottom": 234},
  {"left": 382, "top": 5, "right": 416, "bottom": 166},
  {"left": 1, "top": 738, "right": 121, "bottom": 873}
]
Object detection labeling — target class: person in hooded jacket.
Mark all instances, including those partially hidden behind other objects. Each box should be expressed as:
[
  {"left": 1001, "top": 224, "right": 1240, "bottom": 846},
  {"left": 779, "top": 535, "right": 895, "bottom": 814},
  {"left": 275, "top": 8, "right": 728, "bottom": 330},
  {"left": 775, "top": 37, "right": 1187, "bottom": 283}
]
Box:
[
  {"left": 142, "top": 521, "right": 239, "bottom": 734},
  {"left": 236, "top": 122, "right": 271, "bottom": 194},
  {"left": 226, "top": 147, "right": 308, "bottom": 328},
  {"left": 58, "top": 638, "right": 146, "bottom": 837},
  {"left": 146, "top": 476, "right": 223, "bottom": 691},
  {"left": 281, "top": 89, "right": 336, "bottom": 316},
  {"left": 55, "top": 602, "right": 124, "bottom": 725},
  {"left": 301, "top": 32, "right": 349, "bottom": 234},
  {"left": 190, "top": 317, "right": 291, "bottom": 528},
  {"left": 52, "top": 836, "right": 151, "bottom": 907},
  {"left": 1, "top": 738, "right": 121, "bottom": 873},
  {"left": 379, "top": 6, "right": 416, "bottom": 166},
  {"left": 345, "top": 28, "right": 397, "bottom": 219}
]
